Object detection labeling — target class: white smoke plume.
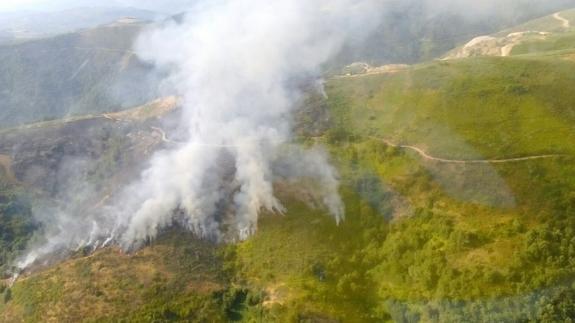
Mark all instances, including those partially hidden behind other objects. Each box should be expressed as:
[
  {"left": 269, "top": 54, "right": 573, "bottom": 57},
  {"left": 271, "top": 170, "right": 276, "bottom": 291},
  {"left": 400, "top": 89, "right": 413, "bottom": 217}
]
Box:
[{"left": 15, "top": 0, "right": 381, "bottom": 270}]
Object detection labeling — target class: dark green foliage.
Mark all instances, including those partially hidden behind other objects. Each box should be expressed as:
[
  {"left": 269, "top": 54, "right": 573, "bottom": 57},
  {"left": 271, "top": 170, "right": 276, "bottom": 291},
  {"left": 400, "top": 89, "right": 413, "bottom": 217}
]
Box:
[
  {"left": 3, "top": 288, "right": 11, "bottom": 304},
  {"left": 537, "top": 288, "right": 575, "bottom": 322},
  {"left": 0, "top": 181, "right": 35, "bottom": 275}
]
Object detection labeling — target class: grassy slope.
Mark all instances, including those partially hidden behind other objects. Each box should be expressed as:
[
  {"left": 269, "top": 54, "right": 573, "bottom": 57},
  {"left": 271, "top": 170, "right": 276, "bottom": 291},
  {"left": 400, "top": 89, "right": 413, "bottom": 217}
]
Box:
[
  {"left": 321, "top": 54, "right": 575, "bottom": 321},
  {"left": 495, "top": 8, "right": 575, "bottom": 35},
  {"left": 504, "top": 8, "right": 575, "bottom": 56},
  {"left": 511, "top": 32, "right": 575, "bottom": 55},
  {"left": 0, "top": 232, "right": 233, "bottom": 322},
  {"left": 445, "top": 8, "right": 575, "bottom": 58},
  {"left": 329, "top": 57, "right": 575, "bottom": 158},
  {"left": 4, "top": 33, "right": 575, "bottom": 323},
  {"left": 0, "top": 193, "right": 388, "bottom": 322}
]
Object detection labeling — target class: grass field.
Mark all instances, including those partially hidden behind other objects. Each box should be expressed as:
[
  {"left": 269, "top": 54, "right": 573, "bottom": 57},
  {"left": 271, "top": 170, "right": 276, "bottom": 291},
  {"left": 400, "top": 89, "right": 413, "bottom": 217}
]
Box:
[
  {"left": 511, "top": 32, "right": 575, "bottom": 55},
  {"left": 495, "top": 9, "right": 575, "bottom": 36}
]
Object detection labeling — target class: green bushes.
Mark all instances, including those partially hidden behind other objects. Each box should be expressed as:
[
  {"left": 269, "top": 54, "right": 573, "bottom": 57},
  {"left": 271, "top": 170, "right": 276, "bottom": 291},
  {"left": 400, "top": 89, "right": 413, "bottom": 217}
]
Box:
[
  {"left": 2, "top": 288, "right": 11, "bottom": 304},
  {"left": 311, "top": 55, "right": 575, "bottom": 320},
  {"left": 0, "top": 181, "right": 36, "bottom": 275}
]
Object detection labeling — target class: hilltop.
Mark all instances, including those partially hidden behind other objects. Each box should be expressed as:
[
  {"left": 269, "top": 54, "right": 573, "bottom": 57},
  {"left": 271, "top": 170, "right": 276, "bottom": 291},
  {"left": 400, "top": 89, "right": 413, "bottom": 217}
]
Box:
[
  {"left": 445, "top": 8, "right": 575, "bottom": 58},
  {"left": 0, "top": 7, "right": 160, "bottom": 43}
]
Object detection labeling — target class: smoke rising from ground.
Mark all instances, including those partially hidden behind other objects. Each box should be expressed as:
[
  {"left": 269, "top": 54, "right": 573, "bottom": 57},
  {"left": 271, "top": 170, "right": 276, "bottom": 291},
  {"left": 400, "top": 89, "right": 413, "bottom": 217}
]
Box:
[
  {"left": 118, "top": 0, "right": 378, "bottom": 245},
  {"left": 15, "top": 0, "right": 571, "bottom": 272},
  {"left": 15, "top": 0, "right": 380, "bottom": 270}
]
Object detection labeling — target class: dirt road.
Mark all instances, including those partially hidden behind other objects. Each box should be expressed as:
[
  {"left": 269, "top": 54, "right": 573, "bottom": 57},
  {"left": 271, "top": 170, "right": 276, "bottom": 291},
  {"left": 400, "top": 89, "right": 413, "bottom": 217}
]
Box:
[
  {"left": 372, "top": 137, "right": 566, "bottom": 164},
  {"left": 554, "top": 12, "right": 571, "bottom": 29},
  {"left": 0, "top": 154, "right": 18, "bottom": 183},
  {"left": 151, "top": 126, "right": 171, "bottom": 143}
]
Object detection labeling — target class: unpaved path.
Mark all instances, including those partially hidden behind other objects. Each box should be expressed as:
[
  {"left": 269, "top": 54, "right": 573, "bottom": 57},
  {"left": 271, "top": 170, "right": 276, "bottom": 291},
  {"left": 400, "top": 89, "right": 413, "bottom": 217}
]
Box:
[
  {"left": 336, "top": 64, "right": 409, "bottom": 79},
  {"left": 501, "top": 44, "right": 515, "bottom": 57},
  {"left": 372, "top": 137, "right": 567, "bottom": 164},
  {"left": 151, "top": 126, "right": 171, "bottom": 143},
  {"left": 73, "top": 46, "right": 136, "bottom": 55},
  {"left": 0, "top": 154, "right": 18, "bottom": 183},
  {"left": 149, "top": 126, "right": 256, "bottom": 148},
  {"left": 0, "top": 97, "right": 178, "bottom": 135},
  {"left": 72, "top": 47, "right": 135, "bottom": 72},
  {"left": 554, "top": 12, "right": 571, "bottom": 29}
]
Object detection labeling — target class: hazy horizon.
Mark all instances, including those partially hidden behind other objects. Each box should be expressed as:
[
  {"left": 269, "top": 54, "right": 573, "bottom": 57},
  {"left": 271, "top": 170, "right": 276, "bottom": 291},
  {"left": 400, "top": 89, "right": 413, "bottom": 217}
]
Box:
[{"left": 0, "top": 0, "right": 197, "bottom": 14}]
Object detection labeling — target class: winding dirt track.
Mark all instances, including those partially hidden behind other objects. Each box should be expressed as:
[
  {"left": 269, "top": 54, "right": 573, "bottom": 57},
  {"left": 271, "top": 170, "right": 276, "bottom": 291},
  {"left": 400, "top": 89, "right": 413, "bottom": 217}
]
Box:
[
  {"left": 151, "top": 126, "right": 171, "bottom": 143},
  {"left": 73, "top": 47, "right": 136, "bottom": 55},
  {"left": 372, "top": 137, "right": 567, "bottom": 164},
  {"left": 0, "top": 154, "right": 18, "bottom": 183},
  {"left": 553, "top": 12, "right": 571, "bottom": 28}
]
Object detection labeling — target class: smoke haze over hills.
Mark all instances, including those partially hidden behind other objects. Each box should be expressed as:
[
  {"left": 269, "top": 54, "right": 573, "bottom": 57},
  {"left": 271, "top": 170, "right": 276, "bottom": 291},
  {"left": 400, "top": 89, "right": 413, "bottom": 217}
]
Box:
[
  {"left": 9, "top": 0, "right": 575, "bottom": 277},
  {"left": 15, "top": 0, "right": 381, "bottom": 270}
]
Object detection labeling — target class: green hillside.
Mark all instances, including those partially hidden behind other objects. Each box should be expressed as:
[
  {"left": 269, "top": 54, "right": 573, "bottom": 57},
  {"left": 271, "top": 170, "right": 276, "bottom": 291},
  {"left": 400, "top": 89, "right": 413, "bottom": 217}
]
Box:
[
  {"left": 348, "top": 0, "right": 575, "bottom": 64},
  {"left": 506, "top": 9, "right": 575, "bottom": 56},
  {"left": 3, "top": 11, "right": 575, "bottom": 323},
  {"left": 445, "top": 8, "right": 575, "bottom": 59},
  {"left": 511, "top": 31, "right": 575, "bottom": 55},
  {"left": 323, "top": 54, "right": 575, "bottom": 320},
  {"left": 496, "top": 8, "right": 575, "bottom": 34}
]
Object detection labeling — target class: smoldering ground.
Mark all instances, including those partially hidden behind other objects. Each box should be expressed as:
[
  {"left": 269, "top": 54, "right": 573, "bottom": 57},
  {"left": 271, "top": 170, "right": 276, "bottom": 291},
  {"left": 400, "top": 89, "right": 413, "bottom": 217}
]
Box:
[
  {"left": 14, "top": 0, "right": 382, "bottom": 271},
  {"left": 13, "top": 0, "right": 575, "bottom": 272}
]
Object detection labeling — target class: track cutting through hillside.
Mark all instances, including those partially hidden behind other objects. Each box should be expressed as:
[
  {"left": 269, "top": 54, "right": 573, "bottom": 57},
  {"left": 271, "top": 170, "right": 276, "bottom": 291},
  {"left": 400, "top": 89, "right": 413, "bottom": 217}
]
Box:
[
  {"left": 0, "top": 154, "right": 18, "bottom": 183},
  {"left": 371, "top": 137, "right": 567, "bottom": 164},
  {"left": 553, "top": 12, "right": 571, "bottom": 28},
  {"left": 73, "top": 47, "right": 136, "bottom": 55}
]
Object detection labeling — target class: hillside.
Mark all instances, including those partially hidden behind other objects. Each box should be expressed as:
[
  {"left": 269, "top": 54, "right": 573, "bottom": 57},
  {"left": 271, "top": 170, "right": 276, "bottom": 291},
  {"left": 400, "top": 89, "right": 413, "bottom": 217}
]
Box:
[
  {"left": 2, "top": 6, "right": 575, "bottom": 323},
  {"left": 445, "top": 8, "right": 575, "bottom": 58},
  {"left": 1, "top": 2, "right": 573, "bottom": 130},
  {"left": 323, "top": 52, "right": 575, "bottom": 320},
  {"left": 0, "top": 7, "right": 160, "bottom": 43},
  {"left": 343, "top": 0, "right": 575, "bottom": 64},
  {"left": 0, "top": 20, "right": 160, "bottom": 128}
]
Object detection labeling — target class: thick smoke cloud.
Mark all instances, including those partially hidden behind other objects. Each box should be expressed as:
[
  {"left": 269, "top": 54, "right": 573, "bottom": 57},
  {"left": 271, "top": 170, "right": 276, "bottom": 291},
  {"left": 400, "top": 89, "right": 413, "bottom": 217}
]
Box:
[
  {"left": 15, "top": 0, "right": 575, "bottom": 273},
  {"left": 15, "top": 0, "right": 380, "bottom": 270},
  {"left": 118, "top": 0, "right": 379, "bottom": 245}
]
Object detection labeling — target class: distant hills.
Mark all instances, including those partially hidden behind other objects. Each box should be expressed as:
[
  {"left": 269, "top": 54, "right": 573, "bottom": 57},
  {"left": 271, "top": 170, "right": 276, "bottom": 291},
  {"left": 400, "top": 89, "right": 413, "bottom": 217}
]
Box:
[
  {"left": 444, "top": 8, "right": 575, "bottom": 58},
  {"left": 1, "top": 1, "right": 575, "bottom": 128},
  {"left": 0, "top": 6, "right": 166, "bottom": 128},
  {"left": 339, "top": 0, "right": 575, "bottom": 64},
  {"left": 0, "top": 7, "right": 161, "bottom": 43},
  {"left": 0, "top": 19, "right": 161, "bottom": 128}
]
